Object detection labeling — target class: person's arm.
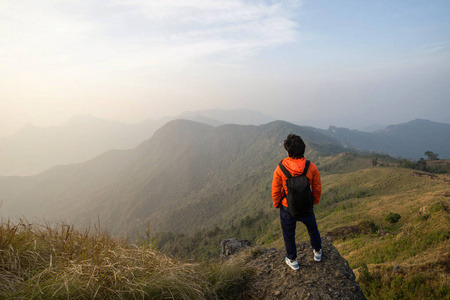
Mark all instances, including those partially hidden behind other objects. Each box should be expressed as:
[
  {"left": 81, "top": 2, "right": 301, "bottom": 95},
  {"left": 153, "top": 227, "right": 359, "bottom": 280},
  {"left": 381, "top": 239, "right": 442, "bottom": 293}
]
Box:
[
  {"left": 310, "top": 164, "right": 322, "bottom": 205},
  {"left": 272, "top": 167, "right": 284, "bottom": 208}
]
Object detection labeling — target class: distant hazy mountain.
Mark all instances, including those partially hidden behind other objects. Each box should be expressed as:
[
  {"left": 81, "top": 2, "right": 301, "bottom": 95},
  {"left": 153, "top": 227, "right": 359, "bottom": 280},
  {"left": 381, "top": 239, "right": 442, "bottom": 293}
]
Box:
[
  {"left": 179, "top": 108, "right": 276, "bottom": 125},
  {"left": 0, "top": 115, "right": 163, "bottom": 176},
  {"left": 359, "top": 123, "right": 386, "bottom": 132},
  {"left": 161, "top": 108, "right": 276, "bottom": 127},
  {"left": 319, "top": 119, "right": 450, "bottom": 159},
  {"left": 0, "top": 109, "right": 275, "bottom": 176},
  {"left": 0, "top": 120, "right": 345, "bottom": 237},
  {"left": 2, "top": 108, "right": 446, "bottom": 178}
]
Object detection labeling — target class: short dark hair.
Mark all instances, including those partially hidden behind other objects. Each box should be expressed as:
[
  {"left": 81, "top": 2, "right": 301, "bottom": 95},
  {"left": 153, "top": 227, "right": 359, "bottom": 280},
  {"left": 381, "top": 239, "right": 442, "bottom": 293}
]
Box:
[{"left": 284, "top": 134, "right": 305, "bottom": 158}]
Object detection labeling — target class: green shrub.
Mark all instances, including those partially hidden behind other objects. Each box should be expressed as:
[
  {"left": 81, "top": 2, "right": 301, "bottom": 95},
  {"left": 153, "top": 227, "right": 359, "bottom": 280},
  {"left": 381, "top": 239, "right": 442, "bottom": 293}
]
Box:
[
  {"left": 429, "top": 202, "right": 448, "bottom": 213},
  {"left": 360, "top": 220, "right": 379, "bottom": 234},
  {"left": 385, "top": 212, "right": 401, "bottom": 224}
]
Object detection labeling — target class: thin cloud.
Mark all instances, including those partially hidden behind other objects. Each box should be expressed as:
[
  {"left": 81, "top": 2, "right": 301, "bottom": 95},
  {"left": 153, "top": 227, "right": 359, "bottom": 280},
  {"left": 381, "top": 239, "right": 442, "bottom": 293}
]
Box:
[
  {"left": 0, "top": 0, "right": 301, "bottom": 71},
  {"left": 96, "top": 0, "right": 301, "bottom": 62},
  {"left": 424, "top": 44, "right": 449, "bottom": 54}
]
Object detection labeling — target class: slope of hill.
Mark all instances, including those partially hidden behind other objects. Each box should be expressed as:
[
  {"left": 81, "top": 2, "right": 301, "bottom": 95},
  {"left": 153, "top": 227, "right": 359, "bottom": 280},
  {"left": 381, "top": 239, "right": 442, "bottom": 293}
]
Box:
[
  {"left": 0, "top": 120, "right": 345, "bottom": 238},
  {"left": 318, "top": 166, "right": 450, "bottom": 299},
  {"left": 319, "top": 119, "right": 450, "bottom": 159},
  {"left": 156, "top": 158, "right": 450, "bottom": 299}
]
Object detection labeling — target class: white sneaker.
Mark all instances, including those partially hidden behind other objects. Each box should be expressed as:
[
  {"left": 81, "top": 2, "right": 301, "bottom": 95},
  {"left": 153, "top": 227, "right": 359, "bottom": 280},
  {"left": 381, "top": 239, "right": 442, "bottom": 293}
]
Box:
[
  {"left": 285, "top": 257, "right": 299, "bottom": 270},
  {"left": 313, "top": 249, "right": 322, "bottom": 262}
]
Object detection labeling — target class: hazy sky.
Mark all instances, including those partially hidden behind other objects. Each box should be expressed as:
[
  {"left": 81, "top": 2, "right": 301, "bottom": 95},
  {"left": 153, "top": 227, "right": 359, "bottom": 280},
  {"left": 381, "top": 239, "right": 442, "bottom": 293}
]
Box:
[{"left": 1, "top": 0, "right": 450, "bottom": 137}]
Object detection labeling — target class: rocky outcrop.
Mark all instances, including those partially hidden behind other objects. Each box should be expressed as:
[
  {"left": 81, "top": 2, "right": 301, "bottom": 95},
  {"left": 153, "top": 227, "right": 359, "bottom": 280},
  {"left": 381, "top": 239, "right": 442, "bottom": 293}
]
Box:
[
  {"left": 220, "top": 238, "right": 252, "bottom": 259},
  {"left": 242, "top": 237, "right": 366, "bottom": 299}
]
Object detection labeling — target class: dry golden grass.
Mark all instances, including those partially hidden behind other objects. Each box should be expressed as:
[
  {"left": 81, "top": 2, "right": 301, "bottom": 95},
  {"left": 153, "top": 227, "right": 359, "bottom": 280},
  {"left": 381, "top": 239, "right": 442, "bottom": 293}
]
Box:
[{"left": 0, "top": 219, "right": 252, "bottom": 299}]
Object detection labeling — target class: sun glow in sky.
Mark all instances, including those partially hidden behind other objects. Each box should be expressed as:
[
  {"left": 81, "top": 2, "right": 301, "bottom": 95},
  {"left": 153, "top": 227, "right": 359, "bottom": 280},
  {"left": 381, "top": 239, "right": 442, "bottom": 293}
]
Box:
[{"left": 1, "top": 0, "right": 450, "bottom": 137}]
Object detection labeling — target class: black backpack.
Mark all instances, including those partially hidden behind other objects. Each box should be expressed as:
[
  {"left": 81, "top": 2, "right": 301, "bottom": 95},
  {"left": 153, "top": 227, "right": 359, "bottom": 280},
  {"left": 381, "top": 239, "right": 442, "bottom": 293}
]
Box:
[{"left": 278, "top": 160, "right": 313, "bottom": 217}]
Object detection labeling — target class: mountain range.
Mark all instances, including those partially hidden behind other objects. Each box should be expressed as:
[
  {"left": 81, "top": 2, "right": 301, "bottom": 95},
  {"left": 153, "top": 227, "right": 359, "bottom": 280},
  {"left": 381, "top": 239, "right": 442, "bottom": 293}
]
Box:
[
  {"left": 1, "top": 112, "right": 448, "bottom": 299},
  {"left": 1, "top": 113, "right": 449, "bottom": 236},
  {"left": 0, "top": 109, "right": 275, "bottom": 176},
  {"left": 317, "top": 119, "right": 450, "bottom": 160},
  {"left": 1, "top": 108, "right": 448, "bottom": 176},
  {"left": 0, "top": 119, "right": 346, "bottom": 237}
]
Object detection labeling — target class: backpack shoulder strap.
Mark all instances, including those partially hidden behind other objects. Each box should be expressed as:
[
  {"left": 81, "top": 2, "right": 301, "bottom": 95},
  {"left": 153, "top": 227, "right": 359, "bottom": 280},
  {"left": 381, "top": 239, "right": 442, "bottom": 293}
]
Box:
[
  {"left": 279, "top": 160, "right": 310, "bottom": 177},
  {"left": 278, "top": 161, "right": 292, "bottom": 178},
  {"left": 302, "top": 160, "right": 311, "bottom": 175}
]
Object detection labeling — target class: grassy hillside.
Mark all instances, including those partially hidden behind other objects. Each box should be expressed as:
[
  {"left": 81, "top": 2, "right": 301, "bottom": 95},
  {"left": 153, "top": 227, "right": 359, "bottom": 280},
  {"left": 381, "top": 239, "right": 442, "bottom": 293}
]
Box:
[
  {"left": 157, "top": 158, "right": 450, "bottom": 299},
  {"left": 319, "top": 167, "right": 450, "bottom": 299}
]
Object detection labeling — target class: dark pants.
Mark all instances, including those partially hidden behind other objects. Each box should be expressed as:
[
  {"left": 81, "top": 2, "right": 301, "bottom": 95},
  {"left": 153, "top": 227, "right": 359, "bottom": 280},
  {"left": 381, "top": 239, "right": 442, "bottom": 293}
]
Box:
[{"left": 280, "top": 207, "right": 322, "bottom": 260}]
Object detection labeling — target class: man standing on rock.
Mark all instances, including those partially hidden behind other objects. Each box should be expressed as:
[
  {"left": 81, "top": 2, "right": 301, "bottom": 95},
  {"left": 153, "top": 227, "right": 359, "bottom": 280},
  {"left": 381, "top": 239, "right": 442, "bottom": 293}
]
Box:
[{"left": 272, "top": 134, "right": 322, "bottom": 270}]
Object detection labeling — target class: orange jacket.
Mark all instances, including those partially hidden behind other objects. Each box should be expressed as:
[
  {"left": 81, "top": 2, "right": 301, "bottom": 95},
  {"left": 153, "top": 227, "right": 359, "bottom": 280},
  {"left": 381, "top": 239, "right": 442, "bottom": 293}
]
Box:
[{"left": 272, "top": 157, "right": 321, "bottom": 208}]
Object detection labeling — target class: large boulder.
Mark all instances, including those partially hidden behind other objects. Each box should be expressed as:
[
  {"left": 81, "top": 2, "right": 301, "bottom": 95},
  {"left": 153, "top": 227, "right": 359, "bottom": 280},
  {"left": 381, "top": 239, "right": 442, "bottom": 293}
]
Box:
[
  {"left": 243, "top": 237, "right": 366, "bottom": 299},
  {"left": 220, "top": 238, "right": 252, "bottom": 258}
]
